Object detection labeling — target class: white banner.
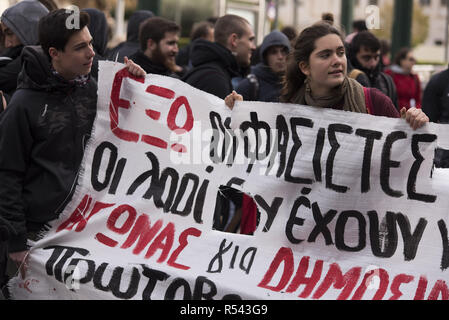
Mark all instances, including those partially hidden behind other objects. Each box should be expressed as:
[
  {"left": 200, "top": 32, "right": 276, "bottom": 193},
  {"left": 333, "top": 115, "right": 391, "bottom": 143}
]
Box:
[{"left": 9, "top": 61, "right": 449, "bottom": 300}]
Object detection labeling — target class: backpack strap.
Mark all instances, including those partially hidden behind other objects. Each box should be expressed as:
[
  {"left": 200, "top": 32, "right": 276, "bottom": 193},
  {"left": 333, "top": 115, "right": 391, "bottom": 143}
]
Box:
[
  {"left": 363, "top": 87, "right": 373, "bottom": 115},
  {"left": 246, "top": 73, "right": 259, "bottom": 101},
  {"left": 349, "top": 68, "right": 365, "bottom": 80}
]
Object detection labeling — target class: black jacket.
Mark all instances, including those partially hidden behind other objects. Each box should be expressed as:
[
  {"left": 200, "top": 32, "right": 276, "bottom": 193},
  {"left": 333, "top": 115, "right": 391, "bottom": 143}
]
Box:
[
  {"left": 0, "top": 0, "right": 49, "bottom": 97},
  {"left": 183, "top": 40, "right": 240, "bottom": 99},
  {"left": 236, "top": 63, "right": 283, "bottom": 102},
  {"left": 422, "top": 68, "right": 449, "bottom": 124},
  {"left": 0, "top": 46, "right": 97, "bottom": 252},
  {"left": 422, "top": 68, "right": 449, "bottom": 168},
  {"left": 128, "top": 50, "right": 178, "bottom": 77},
  {"left": 0, "top": 45, "right": 24, "bottom": 97}
]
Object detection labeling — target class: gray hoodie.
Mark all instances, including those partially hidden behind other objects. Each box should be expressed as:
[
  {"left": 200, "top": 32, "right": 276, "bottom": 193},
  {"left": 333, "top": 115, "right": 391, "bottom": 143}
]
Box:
[
  {"left": 259, "top": 30, "right": 291, "bottom": 63},
  {"left": 1, "top": 0, "right": 49, "bottom": 46}
]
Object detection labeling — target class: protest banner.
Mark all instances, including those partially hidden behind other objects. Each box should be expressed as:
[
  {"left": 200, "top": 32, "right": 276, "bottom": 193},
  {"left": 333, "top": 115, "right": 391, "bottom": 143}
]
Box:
[{"left": 8, "top": 61, "right": 449, "bottom": 300}]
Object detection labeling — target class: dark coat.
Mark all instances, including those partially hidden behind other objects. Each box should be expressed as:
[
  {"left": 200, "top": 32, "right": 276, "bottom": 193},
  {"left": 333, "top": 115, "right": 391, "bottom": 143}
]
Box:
[
  {"left": 422, "top": 68, "right": 449, "bottom": 168},
  {"left": 0, "top": 46, "right": 23, "bottom": 97},
  {"left": 182, "top": 39, "right": 240, "bottom": 99},
  {"left": 236, "top": 63, "right": 283, "bottom": 102},
  {"left": 422, "top": 68, "right": 449, "bottom": 124},
  {"left": 0, "top": 46, "right": 97, "bottom": 252},
  {"left": 0, "top": 1, "right": 49, "bottom": 97}
]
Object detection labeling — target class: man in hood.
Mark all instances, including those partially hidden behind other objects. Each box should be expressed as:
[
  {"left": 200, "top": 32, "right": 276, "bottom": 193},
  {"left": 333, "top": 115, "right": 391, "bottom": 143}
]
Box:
[
  {"left": 183, "top": 14, "right": 256, "bottom": 99},
  {"left": 236, "top": 30, "right": 290, "bottom": 102},
  {"left": 0, "top": 0, "right": 49, "bottom": 99},
  {"left": 348, "top": 31, "right": 398, "bottom": 109},
  {"left": 82, "top": 8, "right": 109, "bottom": 81},
  {"left": 107, "top": 10, "right": 154, "bottom": 63},
  {"left": 0, "top": 9, "right": 145, "bottom": 282},
  {"left": 128, "top": 16, "right": 180, "bottom": 77}
]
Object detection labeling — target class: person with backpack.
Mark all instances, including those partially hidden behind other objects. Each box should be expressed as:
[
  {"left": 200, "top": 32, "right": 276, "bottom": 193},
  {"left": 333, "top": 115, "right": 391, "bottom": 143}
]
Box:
[
  {"left": 235, "top": 30, "right": 290, "bottom": 102},
  {"left": 347, "top": 31, "right": 399, "bottom": 110},
  {"left": 225, "top": 22, "right": 428, "bottom": 132}
]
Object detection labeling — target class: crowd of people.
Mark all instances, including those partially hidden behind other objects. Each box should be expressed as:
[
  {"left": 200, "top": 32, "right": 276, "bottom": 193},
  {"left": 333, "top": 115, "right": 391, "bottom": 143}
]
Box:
[{"left": 0, "top": 0, "right": 447, "bottom": 300}]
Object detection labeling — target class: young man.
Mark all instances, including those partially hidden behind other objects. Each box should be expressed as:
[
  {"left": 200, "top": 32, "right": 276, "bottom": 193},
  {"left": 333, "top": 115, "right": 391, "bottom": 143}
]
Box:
[
  {"left": 0, "top": 9, "right": 145, "bottom": 279},
  {"left": 183, "top": 14, "right": 256, "bottom": 99},
  {"left": 0, "top": 0, "right": 49, "bottom": 98},
  {"left": 348, "top": 31, "right": 398, "bottom": 109},
  {"left": 128, "top": 16, "right": 180, "bottom": 77},
  {"left": 236, "top": 30, "right": 290, "bottom": 102}
]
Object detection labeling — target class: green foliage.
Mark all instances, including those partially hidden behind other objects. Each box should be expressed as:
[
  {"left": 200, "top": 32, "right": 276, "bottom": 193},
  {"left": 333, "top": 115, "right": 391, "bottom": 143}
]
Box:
[
  {"left": 372, "top": 2, "right": 429, "bottom": 48},
  {"left": 161, "top": 0, "right": 215, "bottom": 38}
]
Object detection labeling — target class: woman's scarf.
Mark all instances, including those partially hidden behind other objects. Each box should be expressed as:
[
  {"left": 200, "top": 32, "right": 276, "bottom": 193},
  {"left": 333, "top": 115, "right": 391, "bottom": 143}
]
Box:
[{"left": 291, "top": 76, "right": 367, "bottom": 114}]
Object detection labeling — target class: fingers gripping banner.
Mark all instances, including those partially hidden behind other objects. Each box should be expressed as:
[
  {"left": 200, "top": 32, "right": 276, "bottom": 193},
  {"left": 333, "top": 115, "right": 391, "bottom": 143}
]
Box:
[{"left": 9, "top": 61, "right": 449, "bottom": 300}]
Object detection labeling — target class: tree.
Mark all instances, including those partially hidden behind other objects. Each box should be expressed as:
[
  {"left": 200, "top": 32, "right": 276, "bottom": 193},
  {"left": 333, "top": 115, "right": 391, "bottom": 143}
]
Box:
[
  {"left": 372, "top": 2, "right": 429, "bottom": 48},
  {"left": 161, "top": 0, "right": 214, "bottom": 38}
]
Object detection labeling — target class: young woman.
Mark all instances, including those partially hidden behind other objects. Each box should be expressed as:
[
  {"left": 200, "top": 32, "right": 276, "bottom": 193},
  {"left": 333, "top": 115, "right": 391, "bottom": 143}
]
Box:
[
  {"left": 226, "top": 22, "right": 428, "bottom": 130},
  {"left": 385, "top": 47, "right": 421, "bottom": 111}
]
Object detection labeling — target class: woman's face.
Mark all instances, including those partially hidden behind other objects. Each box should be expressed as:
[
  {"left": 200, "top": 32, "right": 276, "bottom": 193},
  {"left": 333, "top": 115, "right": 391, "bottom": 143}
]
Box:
[
  {"left": 400, "top": 51, "right": 416, "bottom": 73},
  {"left": 299, "top": 34, "right": 347, "bottom": 96}
]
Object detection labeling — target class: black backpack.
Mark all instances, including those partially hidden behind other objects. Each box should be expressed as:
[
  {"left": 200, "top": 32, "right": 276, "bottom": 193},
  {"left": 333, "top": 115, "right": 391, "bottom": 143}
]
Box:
[{"left": 246, "top": 73, "right": 260, "bottom": 101}]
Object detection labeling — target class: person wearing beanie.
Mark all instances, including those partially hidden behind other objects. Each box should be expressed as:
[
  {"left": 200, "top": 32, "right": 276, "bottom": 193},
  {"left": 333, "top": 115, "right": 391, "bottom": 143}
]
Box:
[
  {"left": 0, "top": 0, "right": 49, "bottom": 100},
  {"left": 235, "top": 30, "right": 290, "bottom": 102}
]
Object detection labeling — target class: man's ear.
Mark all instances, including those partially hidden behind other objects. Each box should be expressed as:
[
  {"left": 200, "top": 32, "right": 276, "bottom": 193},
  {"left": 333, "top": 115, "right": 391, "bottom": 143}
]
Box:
[
  {"left": 147, "top": 38, "right": 157, "bottom": 51},
  {"left": 298, "top": 61, "right": 310, "bottom": 76},
  {"left": 227, "top": 33, "right": 238, "bottom": 50},
  {"left": 48, "top": 47, "right": 59, "bottom": 61}
]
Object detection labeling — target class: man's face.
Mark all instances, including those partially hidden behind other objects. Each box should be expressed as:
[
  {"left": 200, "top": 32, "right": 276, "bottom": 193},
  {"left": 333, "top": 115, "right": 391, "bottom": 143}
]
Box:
[
  {"left": 150, "top": 31, "right": 179, "bottom": 68},
  {"left": 50, "top": 26, "right": 95, "bottom": 80},
  {"left": 266, "top": 45, "right": 288, "bottom": 74},
  {"left": 356, "top": 46, "right": 380, "bottom": 71},
  {"left": 234, "top": 23, "right": 256, "bottom": 68},
  {"left": 1, "top": 23, "right": 22, "bottom": 48}
]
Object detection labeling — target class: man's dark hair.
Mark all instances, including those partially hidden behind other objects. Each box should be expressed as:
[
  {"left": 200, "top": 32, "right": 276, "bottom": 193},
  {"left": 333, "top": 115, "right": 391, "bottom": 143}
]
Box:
[
  {"left": 350, "top": 30, "right": 380, "bottom": 57},
  {"left": 206, "top": 16, "right": 218, "bottom": 25},
  {"left": 190, "top": 21, "right": 214, "bottom": 41},
  {"left": 352, "top": 20, "right": 368, "bottom": 32},
  {"left": 214, "top": 14, "right": 250, "bottom": 47},
  {"left": 139, "top": 17, "right": 180, "bottom": 51},
  {"left": 39, "top": 9, "right": 90, "bottom": 59}
]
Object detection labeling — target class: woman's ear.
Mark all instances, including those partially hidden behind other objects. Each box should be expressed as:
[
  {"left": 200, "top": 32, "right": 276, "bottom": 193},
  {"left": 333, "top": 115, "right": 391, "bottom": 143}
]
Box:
[{"left": 298, "top": 61, "right": 310, "bottom": 76}]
